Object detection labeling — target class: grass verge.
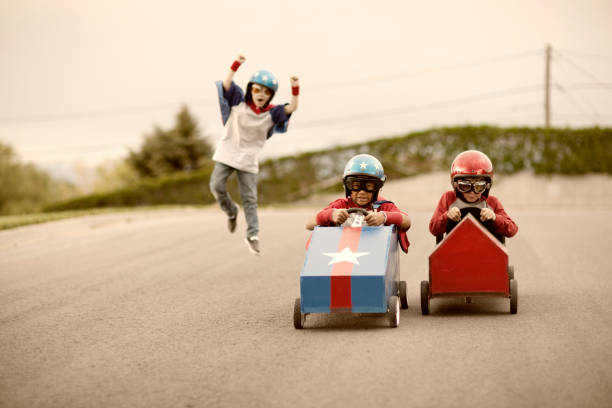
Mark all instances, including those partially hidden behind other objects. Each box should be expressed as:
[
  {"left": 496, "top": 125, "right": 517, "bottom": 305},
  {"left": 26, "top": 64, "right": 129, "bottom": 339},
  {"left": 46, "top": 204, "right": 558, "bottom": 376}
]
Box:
[{"left": 0, "top": 206, "right": 199, "bottom": 231}]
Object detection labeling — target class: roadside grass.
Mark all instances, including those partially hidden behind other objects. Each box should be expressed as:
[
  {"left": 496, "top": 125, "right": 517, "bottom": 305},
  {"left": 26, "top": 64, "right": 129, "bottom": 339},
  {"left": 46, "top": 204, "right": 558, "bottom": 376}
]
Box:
[{"left": 0, "top": 206, "right": 202, "bottom": 231}]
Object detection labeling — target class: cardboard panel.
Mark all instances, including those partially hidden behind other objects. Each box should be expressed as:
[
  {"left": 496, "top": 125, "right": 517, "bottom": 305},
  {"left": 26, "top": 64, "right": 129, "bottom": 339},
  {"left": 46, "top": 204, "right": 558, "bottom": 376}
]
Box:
[
  {"left": 429, "top": 214, "right": 509, "bottom": 295},
  {"left": 301, "top": 226, "right": 397, "bottom": 313}
]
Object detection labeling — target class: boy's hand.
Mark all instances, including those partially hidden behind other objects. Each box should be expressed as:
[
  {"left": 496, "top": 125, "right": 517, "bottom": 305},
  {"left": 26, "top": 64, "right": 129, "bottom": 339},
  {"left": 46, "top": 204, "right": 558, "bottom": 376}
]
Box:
[
  {"left": 365, "top": 212, "right": 385, "bottom": 226},
  {"left": 229, "top": 55, "right": 246, "bottom": 74},
  {"left": 447, "top": 207, "right": 461, "bottom": 222},
  {"left": 332, "top": 209, "right": 349, "bottom": 225},
  {"left": 480, "top": 208, "right": 496, "bottom": 222},
  {"left": 290, "top": 76, "right": 299, "bottom": 87}
]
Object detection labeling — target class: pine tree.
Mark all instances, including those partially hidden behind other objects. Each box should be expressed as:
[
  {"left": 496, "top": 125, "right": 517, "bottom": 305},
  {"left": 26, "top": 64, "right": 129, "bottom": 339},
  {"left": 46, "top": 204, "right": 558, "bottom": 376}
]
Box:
[{"left": 127, "top": 106, "right": 213, "bottom": 178}]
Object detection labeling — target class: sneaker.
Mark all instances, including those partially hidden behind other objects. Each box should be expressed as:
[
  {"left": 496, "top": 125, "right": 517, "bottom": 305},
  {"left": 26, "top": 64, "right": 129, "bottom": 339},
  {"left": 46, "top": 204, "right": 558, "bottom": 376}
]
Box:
[
  {"left": 244, "top": 236, "right": 260, "bottom": 255},
  {"left": 227, "top": 206, "right": 239, "bottom": 233}
]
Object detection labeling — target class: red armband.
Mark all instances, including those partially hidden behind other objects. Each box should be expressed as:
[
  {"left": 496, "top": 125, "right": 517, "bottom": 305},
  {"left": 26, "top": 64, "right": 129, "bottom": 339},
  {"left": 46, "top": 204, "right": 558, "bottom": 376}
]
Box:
[
  {"left": 292, "top": 86, "right": 300, "bottom": 96},
  {"left": 230, "top": 60, "right": 241, "bottom": 72},
  {"left": 384, "top": 211, "right": 403, "bottom": 226}
]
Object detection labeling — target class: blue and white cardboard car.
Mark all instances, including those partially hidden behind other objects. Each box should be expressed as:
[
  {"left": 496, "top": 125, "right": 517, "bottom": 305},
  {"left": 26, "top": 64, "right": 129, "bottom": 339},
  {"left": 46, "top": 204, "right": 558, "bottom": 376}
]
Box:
[{"left": 294, "top": 210, "right": 408, "bottom": 328}]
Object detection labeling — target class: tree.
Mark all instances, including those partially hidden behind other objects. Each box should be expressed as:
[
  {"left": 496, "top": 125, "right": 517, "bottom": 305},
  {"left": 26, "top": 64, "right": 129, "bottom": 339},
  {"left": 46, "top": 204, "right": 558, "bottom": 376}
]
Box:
[
  {"left": 0, "top": 141, "right": 76, "bottom": 214},
  {"left": 127, "top": 106, "right": 213, "bottom": 178}
]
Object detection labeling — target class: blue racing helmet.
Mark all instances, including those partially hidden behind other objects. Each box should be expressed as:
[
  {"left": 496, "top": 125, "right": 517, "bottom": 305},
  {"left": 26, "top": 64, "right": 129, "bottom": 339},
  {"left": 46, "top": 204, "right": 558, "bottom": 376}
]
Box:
[
  {"left": 246, "top": 70, "right": 278, "bottom": 108},
  {"left": 248, "top": 70, "right": 278, "bottom": 92},
  {"left": 342, "top": 154, "right": 386, "bottom": 200}
]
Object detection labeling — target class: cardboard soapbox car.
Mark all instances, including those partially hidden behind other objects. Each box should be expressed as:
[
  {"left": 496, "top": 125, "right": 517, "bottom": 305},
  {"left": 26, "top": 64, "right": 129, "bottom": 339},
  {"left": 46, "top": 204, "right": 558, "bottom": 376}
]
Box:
[
  {"left": 421, "top": 200, "right": 517, "bottom": 315},
  {"left": 294, "top": 208, "right": 408, "bottom": 329}
]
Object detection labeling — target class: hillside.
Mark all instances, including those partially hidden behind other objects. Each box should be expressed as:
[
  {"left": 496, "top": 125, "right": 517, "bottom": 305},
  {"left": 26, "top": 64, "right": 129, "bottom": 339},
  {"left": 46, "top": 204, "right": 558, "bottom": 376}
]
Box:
[{"left": 44, "top": 125, "right": 612, "bottom": 212}]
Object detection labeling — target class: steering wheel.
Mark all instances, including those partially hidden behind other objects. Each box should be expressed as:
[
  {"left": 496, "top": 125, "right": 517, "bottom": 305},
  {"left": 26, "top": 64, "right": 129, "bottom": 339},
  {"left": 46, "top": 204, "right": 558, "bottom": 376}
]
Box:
[
  {"left": 347, "top": 208, "right": 369, "bottom": 216},
  {"left": 444, "top": 200, "right": 504, "bottom": 243},
  {"left": 341, "top": 208, "right": 369, "bottom": 227},
  {"left": 446, "top": 201, "right": 487, "bottom": 232}
]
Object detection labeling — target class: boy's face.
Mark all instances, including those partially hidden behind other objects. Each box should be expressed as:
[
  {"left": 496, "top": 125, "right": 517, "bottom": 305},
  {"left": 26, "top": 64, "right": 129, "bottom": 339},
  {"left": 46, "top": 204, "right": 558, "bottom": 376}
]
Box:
[
  {"left": 346, "top": 178, "right": 379, "bottom": 206},
  {"left": 251, "top": 84, "right": 272, "bottom": 108},
  {"left": 350, "top": 189, "right": 374, "bottom": 206},
  {"left": 345, "top": 177, "right": 381, "bottom": 207},
  {"left": 454, "top": 177, "right": 487, "bottom": 203}
]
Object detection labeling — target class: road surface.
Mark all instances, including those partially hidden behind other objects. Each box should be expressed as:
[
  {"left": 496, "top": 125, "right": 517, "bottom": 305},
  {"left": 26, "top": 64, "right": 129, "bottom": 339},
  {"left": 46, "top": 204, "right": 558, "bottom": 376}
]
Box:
[{"left": 1, "top": 172, "right": 612, "bottom": 407}]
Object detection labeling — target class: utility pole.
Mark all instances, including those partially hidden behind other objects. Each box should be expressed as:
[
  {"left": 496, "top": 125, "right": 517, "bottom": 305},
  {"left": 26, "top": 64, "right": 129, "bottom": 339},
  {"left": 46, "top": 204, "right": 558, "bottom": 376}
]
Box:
[{"left": 544, "top": 44, "right": 551, "bottom": 128}]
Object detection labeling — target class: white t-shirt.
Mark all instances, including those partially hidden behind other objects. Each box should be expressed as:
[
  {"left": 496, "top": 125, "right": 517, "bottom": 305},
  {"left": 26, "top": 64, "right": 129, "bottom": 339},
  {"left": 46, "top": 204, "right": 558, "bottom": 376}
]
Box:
[{"left": 213, "top": 82, "right": 289, "bottom": 174}]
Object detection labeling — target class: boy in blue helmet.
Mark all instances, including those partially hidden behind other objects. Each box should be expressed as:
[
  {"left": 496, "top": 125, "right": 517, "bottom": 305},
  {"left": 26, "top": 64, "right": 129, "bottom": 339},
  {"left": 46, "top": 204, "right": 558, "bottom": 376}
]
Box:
[
  {"left": 209, "top": 54, "right": 300, "bottom": 255},
  {"left": 306, "top": 154, "right": 411, "bottom": 250}
]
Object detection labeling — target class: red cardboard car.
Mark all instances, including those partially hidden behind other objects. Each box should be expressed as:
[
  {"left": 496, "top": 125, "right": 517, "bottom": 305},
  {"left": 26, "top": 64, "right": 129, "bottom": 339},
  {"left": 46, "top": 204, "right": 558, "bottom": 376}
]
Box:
[{"left": 421, "top": 209, "right": 517, "bottom": 315}]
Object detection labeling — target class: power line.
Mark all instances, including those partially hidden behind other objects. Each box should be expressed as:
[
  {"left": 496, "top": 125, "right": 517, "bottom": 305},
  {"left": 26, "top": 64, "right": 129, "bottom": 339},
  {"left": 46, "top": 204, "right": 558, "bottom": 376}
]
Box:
[
  {"left": 553, "top": 82, "right": 600, "bottom": 123},
  {"left": 296, "top": 84, "right": 543, "bottom": 128},
  {"left": 309, "top": 49, "right": 543, "bottom": 91},
  {"left": 556, "top": 49, "right": 612, "bottom": 62},
  {"left": 5, "top": 47, "right": 611, "bottom": 130},
  {"left": 0, "top": 49, "right": 544, "bottom": 124},
  {"left": 554, "top": 50, "right": 612, "bottom": 94},
  {"left": 554, "top": 113, "right": 612, "bottom": 120},
  {"left": 560, "top": 82, "right": 612, "bottom": 90},
  {"left": 12, "top": 85, "right": 548, "bottom": 154},
  {"left": 22, "top": 143, "right": 133, "bottom": 154},
  {"left": 0, "top": 98, "right": 217, "bottom": 124}
]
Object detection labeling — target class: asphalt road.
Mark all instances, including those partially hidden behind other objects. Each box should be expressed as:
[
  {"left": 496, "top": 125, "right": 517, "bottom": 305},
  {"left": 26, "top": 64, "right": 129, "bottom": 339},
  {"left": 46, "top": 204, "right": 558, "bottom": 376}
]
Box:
[{"left": 1, "top": 206, "right": 611, "bottom": 408}]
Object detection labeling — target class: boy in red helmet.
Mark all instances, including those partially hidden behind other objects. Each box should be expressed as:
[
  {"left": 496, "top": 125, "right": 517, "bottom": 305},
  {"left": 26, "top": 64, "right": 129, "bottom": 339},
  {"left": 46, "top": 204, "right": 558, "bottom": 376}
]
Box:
[{"left": 429, "top": 150, "right": 518, "bottom": 239}]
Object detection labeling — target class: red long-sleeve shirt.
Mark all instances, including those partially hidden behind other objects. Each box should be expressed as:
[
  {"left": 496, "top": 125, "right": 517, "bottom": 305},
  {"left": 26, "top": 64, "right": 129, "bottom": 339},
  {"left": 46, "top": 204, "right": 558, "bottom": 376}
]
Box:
[
  {"left": 315, "top": 196, "right": 410, "bottom": 250},
  {"left": 429, "top": 191, "right": 518, "bottom": 238}
]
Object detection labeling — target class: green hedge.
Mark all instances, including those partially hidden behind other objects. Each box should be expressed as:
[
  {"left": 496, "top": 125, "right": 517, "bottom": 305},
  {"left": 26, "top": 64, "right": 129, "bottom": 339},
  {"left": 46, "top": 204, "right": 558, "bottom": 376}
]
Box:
[
  {"left": 45, "top": 125, "right": 611, "bottom": 211},
  {"left": 45, "top": 164, "right": 213, "bottom": 211}
]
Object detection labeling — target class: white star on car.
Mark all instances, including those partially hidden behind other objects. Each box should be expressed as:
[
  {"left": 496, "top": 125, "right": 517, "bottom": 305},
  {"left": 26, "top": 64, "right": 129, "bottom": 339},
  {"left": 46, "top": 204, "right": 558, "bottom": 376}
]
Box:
[
  {"left": 322, "top": 246, "right": 370, "bottom": 265},
  {"left": 360, "top": 161, "right": 368, "bottom": 170}
]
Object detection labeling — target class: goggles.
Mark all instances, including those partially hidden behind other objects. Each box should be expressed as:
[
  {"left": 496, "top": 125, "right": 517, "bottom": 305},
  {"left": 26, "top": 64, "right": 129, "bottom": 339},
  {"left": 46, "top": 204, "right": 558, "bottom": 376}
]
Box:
[
  {"left": 456, "top": 179, "right": 489, "bottom": 194},
  {"left": 251, "top": 84, "right": 272, "bottom": 96},
  {"left": 344, "top": 176, "right": 382, "bottom": 193}
]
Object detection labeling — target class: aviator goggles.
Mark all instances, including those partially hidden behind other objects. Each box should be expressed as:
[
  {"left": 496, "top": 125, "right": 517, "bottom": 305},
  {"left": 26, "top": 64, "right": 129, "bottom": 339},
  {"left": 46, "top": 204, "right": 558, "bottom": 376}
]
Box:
[
  {"left": 251, "top": 84, "right": 272, "bottom": 96},
  {"left": 344, "top": 176, "right": 382, "bottom": 193},
  {"left": 455, "top": 179, "right": 489, "bottom": 194}
]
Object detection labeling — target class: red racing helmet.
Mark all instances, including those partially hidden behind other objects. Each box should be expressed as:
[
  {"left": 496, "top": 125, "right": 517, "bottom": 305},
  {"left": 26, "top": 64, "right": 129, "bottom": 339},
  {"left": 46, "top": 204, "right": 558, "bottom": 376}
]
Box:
[{"left": 450, "top": 150, "right": 494, "bottom": 195}]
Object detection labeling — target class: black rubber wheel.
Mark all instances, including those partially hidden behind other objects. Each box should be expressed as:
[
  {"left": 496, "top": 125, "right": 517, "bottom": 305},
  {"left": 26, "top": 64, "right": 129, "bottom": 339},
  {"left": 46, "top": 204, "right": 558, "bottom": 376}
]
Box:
[
  {"left": 420, "top": 280, "right": 430, "bottom": 315},
  {"left": 510, "top": 280, "right": 518, "bottom": 314},
  {"left": 388, "top": 295, "right": 400, "bottom": 327},
  {"left": 507, "top": 265, "right": 515, "bottom": 280},
  {"left": 399, "top": 280, "right": 408, "bottom": 309},
  {"left": 293, "top": 298, "right": 304, "bottom": 329}
]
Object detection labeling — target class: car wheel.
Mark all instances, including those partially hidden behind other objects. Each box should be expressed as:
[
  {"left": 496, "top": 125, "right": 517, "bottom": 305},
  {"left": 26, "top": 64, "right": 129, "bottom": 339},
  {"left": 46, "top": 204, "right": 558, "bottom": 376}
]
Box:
[
  {"left": 510, "top": 280, "right": 518, "bottom": 314},
  {"left": 388, "top": 296, "right": 400, "bottom": 328},
  {"left": 420, "top": 280, "right": 430, "bottom": 315},
  {"left": 507, "top": 265, "right": 515, "bottom": 280},
  {"left": 293, "top": 298, "right": 304, "bottom": 329},
  {"left": 399, "top": 280, "right": 408, "bottom": 309}
]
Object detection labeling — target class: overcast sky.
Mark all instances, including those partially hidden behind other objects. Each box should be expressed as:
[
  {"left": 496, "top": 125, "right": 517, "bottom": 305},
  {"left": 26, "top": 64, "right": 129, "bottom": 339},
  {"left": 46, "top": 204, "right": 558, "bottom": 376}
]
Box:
[{"left": 1, "top": 0, "right": 611, "bottom": 178}]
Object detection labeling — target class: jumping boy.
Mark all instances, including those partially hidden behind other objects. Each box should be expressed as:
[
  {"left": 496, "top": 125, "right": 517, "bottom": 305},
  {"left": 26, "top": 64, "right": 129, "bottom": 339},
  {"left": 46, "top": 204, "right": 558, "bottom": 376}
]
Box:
[
  {"left": 306, "top": 154, "right": 411, "bottom": 250},
  {"left": 209, "top": 55, "right": 299, "bottom": 255},
  {"left": 429, "top": 150, "right": 518, "bottom": 239}
]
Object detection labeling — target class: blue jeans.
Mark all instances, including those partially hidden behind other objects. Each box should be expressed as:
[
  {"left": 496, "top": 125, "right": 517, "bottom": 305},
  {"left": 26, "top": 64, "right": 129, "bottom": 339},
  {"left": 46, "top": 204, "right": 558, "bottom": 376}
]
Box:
[{"left": 209, "top": 162, "right": 259, "bottom": 238}]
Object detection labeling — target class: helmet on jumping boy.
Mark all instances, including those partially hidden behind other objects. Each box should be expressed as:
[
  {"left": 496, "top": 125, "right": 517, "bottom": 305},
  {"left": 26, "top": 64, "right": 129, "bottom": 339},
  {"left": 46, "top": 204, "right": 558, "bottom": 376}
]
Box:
[
  {"left": 249, "top": 70, "right": 278, "bottom": 92},
  {"left": 342, "top": 154, "right": 386, "bottom": 202},
  {"left": 450, "top": 150, "right": 494, "bottom": 197},
  {"left": 245, "top": 70, "right": 278, "bottom": 107}
]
